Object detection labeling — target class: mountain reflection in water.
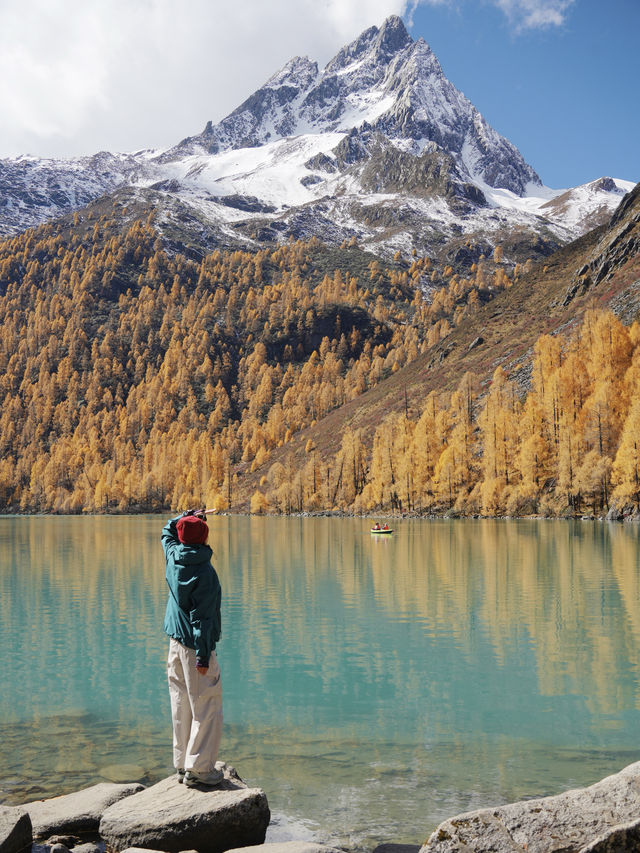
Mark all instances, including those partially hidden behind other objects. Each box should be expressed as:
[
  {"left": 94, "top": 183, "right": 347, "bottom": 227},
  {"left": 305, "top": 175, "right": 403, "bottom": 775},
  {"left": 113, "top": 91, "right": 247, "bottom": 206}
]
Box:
[{"left": 1, "top": 516, "right": 640, "bottom": 849}]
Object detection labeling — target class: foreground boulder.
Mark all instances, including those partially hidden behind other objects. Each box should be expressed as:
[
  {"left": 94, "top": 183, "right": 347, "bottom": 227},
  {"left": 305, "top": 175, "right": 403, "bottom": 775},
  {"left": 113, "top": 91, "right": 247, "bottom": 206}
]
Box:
[
  {"left": 99, "top": 763, "right": 269, "bottom": 853},
  {"left": 421, "top": 761, "right": 640, "bottom": 853},
  {"left": 0, "top": 806, "right": 32, "bottom": 853},
  {"left": 24, "top": 783, "right": 144, "bottom": 839}
]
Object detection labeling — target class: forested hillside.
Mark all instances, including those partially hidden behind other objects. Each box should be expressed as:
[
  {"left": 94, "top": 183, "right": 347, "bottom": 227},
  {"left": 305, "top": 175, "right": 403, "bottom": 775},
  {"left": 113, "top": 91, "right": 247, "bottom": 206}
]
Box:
[
  {"left": 1, "top": 184, "right": 639, "bottom": 517},
  {"left": 0, "top": 205, "right": 518, "bottom": 513},
  {"left": 344, "top": 310, "right": 640, "bottom": 517}
]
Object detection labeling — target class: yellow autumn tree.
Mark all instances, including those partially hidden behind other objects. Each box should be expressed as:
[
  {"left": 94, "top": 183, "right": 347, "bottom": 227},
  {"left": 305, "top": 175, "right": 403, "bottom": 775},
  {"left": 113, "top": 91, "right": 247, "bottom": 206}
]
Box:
[
  {"left": 250, "top": 489, "right": 269, "bottom": 514},
  {"left": 410, "top": 391, "right": 442, "bottom": 511},
  {"left": 612, "top": 392, "right": 640, "bottom": 510},
  {"left": 478, "top": 366, "right": 520, "bottom": 514},
  {"left": 512, "top": 393, "right": 551, "bottom": 513}
]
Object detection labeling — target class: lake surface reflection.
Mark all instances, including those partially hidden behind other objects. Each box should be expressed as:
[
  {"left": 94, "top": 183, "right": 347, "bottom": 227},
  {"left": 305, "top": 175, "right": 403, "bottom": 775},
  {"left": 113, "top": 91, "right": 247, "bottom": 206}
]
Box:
[{"left": 2, "top": 516, "right": 640, "bottom": 849}]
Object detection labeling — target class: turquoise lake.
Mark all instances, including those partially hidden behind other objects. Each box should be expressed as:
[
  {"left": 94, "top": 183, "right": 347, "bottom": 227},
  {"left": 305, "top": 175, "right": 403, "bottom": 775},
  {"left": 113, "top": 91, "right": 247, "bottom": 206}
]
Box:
[{"left": 2, "top": 516, "right": 640, "bottom": 850}]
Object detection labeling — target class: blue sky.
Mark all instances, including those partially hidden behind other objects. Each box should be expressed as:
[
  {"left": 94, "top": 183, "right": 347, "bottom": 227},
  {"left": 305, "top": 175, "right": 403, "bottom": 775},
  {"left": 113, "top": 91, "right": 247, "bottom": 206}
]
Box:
[
  {"left": 0, "top": 0, "right": 637, "bottom": 190},
  {"left": 407, "top": 0, "right": 639, "bottom": 187}
]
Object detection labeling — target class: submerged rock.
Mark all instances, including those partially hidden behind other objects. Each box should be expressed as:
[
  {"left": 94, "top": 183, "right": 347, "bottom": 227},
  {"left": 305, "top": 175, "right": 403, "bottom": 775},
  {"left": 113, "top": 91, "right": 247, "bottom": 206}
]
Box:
[
  {"left": 373, "top": 846, "right": 421, "bottom": 853},
  {"left": 24, "top": 783, "right": 144, "bottom": 839},
  {"left": 421, "top": 761, "right": 640, "bottom": 853},
  {"left": 226, "top": 845, "right": 343, "bottom": 853},
  {"left": 0, "top": 806, "right": 32, "bottom": 853},
  {"left": 99, "top": 763, "right": 269, "bottom": 853},
  {"left": 98, "top": 766, "right": 146, "bottom": 784}
]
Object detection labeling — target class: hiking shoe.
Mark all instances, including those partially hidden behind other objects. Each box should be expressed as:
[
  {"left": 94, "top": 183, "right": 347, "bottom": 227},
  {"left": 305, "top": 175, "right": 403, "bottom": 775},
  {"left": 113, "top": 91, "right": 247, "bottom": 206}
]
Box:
[
  {"left": 176, "top": 768, "right": 186, "bottom": 783},
  {"left": 184, "top": 768, "right": 224, "bottom": 787}
]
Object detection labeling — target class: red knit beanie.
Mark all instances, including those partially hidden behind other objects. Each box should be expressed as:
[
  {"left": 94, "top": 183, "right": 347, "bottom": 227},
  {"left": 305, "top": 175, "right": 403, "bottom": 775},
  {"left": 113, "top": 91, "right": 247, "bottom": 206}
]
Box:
[{"left": 176, "top": 515, "right": 209, "bottom": 545}]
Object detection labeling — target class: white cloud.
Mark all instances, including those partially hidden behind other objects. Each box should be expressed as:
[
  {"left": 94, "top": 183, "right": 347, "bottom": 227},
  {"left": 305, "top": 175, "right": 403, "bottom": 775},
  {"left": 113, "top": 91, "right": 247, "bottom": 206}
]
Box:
[
  {"left": 411, "top": 0, "right": 575, "bottom": 30},
  {"left": 0, "top": 2, "right": 112, "bottom": 139},
  {"left": 0, "top": 0, "right": 411, "bottom": 158},
  {"left": 488, "top": 0, "right": 575, "bottom": 31}
]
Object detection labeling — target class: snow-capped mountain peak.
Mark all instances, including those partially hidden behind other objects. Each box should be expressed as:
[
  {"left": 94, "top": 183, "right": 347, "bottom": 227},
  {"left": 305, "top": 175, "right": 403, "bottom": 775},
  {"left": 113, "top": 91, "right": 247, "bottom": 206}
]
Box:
[
  {"left": 164, "top": 15, "right": 539, "bottom": 197},
  {"left": 326, "top": 15, "right": 412, "bottom": 73},
  {"left": 0, "top": 15, "right": 634, "bottom": 263}
]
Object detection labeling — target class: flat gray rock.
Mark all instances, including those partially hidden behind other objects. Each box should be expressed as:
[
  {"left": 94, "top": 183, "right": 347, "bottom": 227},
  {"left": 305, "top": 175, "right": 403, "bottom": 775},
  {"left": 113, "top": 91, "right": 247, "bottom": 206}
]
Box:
[
  {"left": 0, "top": 806, "right": 32, "bottom": 853},
  {"left": 421, "top": 761, "right": 640, "bottom": 853},
  {"left": 226, "top": 844, "right": 343, "bottom": 853},
  {"left": 25, "top": 782, "right": 144, "bottom": 838},
  {"left": 99, "top": 764, "right": 270, "bottom": 853}
]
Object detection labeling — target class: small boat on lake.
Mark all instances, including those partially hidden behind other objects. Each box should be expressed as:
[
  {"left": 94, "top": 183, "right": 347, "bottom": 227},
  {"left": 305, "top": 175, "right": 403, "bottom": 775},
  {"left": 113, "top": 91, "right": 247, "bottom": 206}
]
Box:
[{"left": 371, "top": 524, "right": 393, "bottom": 535}]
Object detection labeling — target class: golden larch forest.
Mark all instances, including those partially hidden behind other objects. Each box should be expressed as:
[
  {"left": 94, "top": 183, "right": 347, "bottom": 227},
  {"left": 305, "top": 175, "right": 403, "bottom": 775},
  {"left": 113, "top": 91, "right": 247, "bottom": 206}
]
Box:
[{"left": 0, "top": 210, "right": 638, "bottom": 516}]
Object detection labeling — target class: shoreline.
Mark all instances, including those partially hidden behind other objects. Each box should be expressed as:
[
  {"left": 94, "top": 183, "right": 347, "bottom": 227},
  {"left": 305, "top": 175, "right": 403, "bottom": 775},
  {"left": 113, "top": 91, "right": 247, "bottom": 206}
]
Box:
[
  {"left": 1, "top": 507, "right": 639, "bottom": 522},
  {"left": 7, "top": 761, "right": 640, "bottom": 853}
]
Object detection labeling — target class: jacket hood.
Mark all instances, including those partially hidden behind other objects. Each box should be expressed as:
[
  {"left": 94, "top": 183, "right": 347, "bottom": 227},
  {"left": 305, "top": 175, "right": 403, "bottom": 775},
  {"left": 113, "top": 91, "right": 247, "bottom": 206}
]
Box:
[{"left": 174, "top": 543, "right": 213, "bottom": 566}]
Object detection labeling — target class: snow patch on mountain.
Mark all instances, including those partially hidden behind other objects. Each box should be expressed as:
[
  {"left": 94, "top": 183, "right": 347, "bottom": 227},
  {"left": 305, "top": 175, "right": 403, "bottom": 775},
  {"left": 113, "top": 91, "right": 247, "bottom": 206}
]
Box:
[
  {"left": 479, "top": 176, "right": 635, "bottom": 233},
  {"left": 142, "top": 132, "right": 346, "bottom": 210},
  {"left": 538, "top": 177, "right": 635, "bottom": 230}
]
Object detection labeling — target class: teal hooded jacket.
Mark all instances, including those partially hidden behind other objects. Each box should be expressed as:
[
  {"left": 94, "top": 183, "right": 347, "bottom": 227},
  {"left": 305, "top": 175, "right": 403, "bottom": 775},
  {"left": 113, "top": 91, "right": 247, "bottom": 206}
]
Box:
[{"left": 162, "top": 515, "right": 221, "bottom": 666}]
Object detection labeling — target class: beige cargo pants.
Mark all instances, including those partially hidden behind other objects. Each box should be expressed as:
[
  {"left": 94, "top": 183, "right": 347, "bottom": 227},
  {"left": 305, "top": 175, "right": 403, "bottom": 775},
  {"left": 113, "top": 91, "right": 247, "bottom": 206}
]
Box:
[{"left": 167, "top": 638, "right": 223, "bottom": 774}]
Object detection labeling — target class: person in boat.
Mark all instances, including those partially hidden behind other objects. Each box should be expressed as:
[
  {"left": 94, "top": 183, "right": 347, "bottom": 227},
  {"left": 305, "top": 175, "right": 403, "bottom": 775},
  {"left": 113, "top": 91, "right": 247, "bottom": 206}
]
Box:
[
  {"left": 373, "top": 522, "right": 381, "bottom": 530},
  {"left": 383, "top": 523, "right": 389, "bottom": 530},
  {"left": 162, "top": 509, "right": 223, "bottom": 788}
]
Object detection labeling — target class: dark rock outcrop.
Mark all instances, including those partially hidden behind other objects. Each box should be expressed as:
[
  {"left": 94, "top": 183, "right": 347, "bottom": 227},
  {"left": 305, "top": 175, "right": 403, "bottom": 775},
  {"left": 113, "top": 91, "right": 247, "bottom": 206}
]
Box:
[{"left": 564, "top": 182, "right": 640, "bottom": 306}]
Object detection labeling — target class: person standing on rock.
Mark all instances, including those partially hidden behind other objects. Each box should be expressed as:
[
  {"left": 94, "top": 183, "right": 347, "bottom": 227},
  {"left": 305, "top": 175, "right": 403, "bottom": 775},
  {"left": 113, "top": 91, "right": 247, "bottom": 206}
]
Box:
[{"left": 162, "top": 509, "right": 223, "bottom": 787}]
